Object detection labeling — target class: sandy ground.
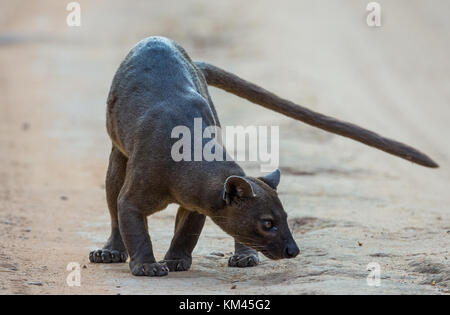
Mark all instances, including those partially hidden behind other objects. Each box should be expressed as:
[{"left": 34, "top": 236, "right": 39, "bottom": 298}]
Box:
[{"left": 0, "top": 0, "right": 449, "bottom": 295}]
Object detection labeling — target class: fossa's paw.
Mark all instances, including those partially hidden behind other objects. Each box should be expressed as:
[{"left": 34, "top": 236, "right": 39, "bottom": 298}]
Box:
[
  {"left": 228, "top": 253, "right": 260, "bottom": 268},
  {"left": 130, "top": 261, "right": 169, "bottom": 277},
  {"left": 160, "top": 257, "right": 192, "bottom": 272},
  {"left": 89, "top": 249, "right": 128, "bottom": 263}
]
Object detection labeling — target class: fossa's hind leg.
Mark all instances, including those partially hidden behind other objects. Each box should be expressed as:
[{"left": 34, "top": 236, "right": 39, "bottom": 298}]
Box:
[{"left": 89, "top": 146, "right": 128, "bottom": 264}]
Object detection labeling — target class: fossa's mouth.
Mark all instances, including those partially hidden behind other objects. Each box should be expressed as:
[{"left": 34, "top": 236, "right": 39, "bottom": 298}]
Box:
[{"left": 260, "top": 249, "right": 281, "bottom": 260}]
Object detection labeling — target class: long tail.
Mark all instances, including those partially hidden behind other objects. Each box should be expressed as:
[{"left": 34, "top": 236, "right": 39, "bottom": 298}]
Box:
[{"left": 195, "top": 61, "right": 438, "bottom": 168}]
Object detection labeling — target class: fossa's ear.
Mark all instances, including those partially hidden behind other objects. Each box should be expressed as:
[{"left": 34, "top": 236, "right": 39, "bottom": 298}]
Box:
[
  {"left": 258, "top": 169, "right": 281, "bottom": 190},
  {"left": 223, "top": 176, "right": 256, "bottom": 204}
]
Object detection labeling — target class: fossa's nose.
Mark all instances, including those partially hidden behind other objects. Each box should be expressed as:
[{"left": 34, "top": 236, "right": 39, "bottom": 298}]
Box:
[{"left": 285, "top": 242, "right": 300, "bottom": 258}]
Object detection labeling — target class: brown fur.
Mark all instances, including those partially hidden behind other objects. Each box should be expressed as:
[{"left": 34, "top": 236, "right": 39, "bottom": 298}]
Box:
[
  {"left": 196, "top": 62, "right": 439, "bottom": 168},
  {"left": 89, "top": 36, "right": 436, "bottom": 278}
]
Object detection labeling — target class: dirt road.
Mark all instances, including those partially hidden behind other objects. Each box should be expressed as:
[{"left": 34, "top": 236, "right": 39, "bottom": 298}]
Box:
[{"left": 0, "top": 0, "right": 449, "bottom": 294}]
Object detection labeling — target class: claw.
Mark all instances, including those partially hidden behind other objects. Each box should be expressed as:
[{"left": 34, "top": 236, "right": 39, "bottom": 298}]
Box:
[
  {"left": 89, "top": 249, "right": 128, "bottom": 264},
  {"left": 228, "top": 253, "right": 260, "bottom": 268}
]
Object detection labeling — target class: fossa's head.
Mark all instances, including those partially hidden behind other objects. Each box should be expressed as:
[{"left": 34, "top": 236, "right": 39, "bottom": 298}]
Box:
[{"left": 212, "top": 169, "right": 299, "bottom": 260}]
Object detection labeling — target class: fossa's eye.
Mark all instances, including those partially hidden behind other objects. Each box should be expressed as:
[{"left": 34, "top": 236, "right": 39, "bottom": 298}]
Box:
[{"left": 262, "top": 220, "right": 275, "bottom": 231}]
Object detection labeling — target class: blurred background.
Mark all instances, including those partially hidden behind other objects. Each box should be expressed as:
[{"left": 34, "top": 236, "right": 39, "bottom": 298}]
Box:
[{"left": 0, "top": 0, "right": 449, "bottom": 294}]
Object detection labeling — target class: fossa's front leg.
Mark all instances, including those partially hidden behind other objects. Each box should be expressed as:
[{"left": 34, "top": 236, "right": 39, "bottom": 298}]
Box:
[
  {"left": 118, "top": 198, "right": 169, "bottom": 276},
  {"left": 118, "top": 167, "right": 169, "bottom": 277},
  {"left": 228, "top": 241, "right": 260, "bottom": 268},
  {"left": 162, "top": 207, "right": 205, "bottom": 271}
]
